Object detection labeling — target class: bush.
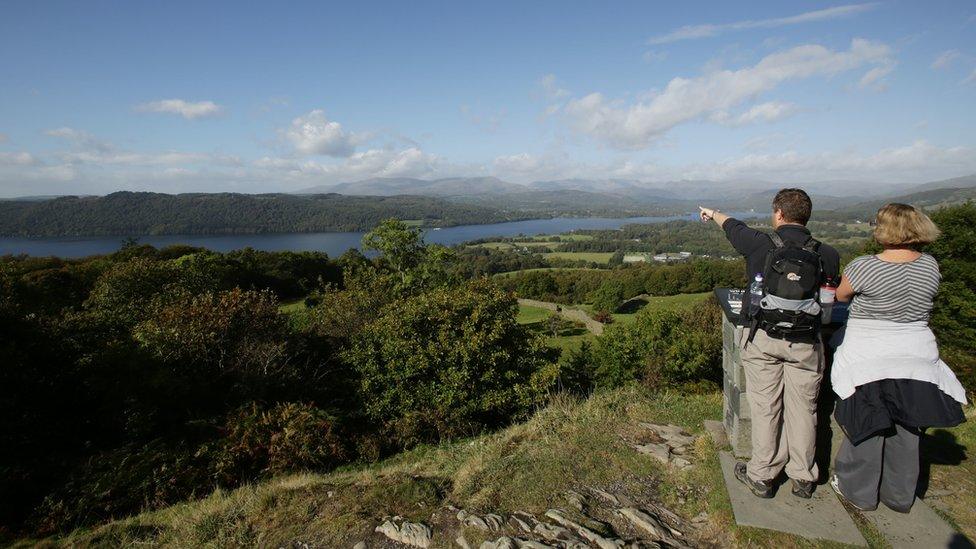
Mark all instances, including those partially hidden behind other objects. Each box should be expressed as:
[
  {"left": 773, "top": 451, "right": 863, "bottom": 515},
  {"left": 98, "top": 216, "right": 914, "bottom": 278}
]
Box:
[
  {"left": 591, "top": 279, "right": 625, "bottom": 313},
  {"left": 927, "top": 203, "right": 976, "bottom": 392},
  {"left": 343, "top": 278, "right": 559, "bottom": 447},
  {"left": 592, "top": 298, "right": 722, "bottom": 389},
  {"left": 134, "top": 288, "right": 287, "bottom": 375},
  {"left": 209, "top": 402, "right": 346, "bottom": 485}
]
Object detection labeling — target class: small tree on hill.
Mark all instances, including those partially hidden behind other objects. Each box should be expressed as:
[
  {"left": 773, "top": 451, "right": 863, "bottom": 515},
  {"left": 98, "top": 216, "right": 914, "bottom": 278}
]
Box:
[{"left": 591, "top": 279, "right": 625, "bottom": 314}]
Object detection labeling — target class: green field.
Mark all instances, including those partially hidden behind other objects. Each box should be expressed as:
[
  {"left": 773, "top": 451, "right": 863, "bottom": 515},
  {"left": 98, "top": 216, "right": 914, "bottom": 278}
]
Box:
[
  {"left": 541, "top": 251, "right": 615, "bottom": 264},
  {"left": 576, "top": 292, "right": 711, "bottom": 324},
  {"left": 493, "top": 267, "right": 605, "bottom": 278},
  {"left": 516, "top": 304, "right": 553, "bottom": 324}
]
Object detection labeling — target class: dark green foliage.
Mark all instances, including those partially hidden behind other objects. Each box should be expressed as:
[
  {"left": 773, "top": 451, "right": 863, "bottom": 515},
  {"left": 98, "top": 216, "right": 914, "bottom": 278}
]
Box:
[
  {"left": 452, "top": 246, "right": 549, "bottom": 277},
  {"left": 591, "top": 279, "right": 625, "bottom": 313},
  {"left": 497, "top": 259, "right": 745, "bottom": 304},
  {"left": 927, "top": 203, "right": 976, "bottom": 391},
  {"left": 0, "top": 191, "right": 526, "bottom": 237},
  {"left": 559, "top": 341, "right": 596, "bottom": 394},
  {"left": 342, "top": 278, "right": 559, "bottom": 447},
  {"left": 0, "top": 228, "right": 563, "bottom": 536},
  {"left": 591, "top": 298, "right": 722, "bottom": 389},
  {"left": 208, "top": 403, "right": 347, "bottom": 485}
]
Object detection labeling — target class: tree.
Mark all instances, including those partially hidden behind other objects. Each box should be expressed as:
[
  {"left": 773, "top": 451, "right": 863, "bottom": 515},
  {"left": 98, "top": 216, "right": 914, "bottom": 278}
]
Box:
[
  {"left": 591, "top": 278, "right": 625, "bottom": 313},
  {"left": 361, "top": 218, "right": 458, "bottom": 292},
  {"left": 927, "top": 202, "right": 976, "bottom": 391},
  {"left": 342, "top": 278, "right": 559, "bottom": 447},
  {"left": 132, "top": 288, "right": 295, "bottom": 398},
  {"left": 361, "top": 219, "right": 427, "bottom": 284}
]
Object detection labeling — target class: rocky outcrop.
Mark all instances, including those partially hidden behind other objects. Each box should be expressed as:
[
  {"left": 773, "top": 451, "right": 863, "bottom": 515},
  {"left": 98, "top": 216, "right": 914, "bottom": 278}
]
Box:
[
  {"left": 630, "top": 423, "right": 697, "bottom": 470},
  {"left": 375, "top": 517, "right": 432, "bottom": 548},
  {"left": 372, "top": 477, "right": 700, "bottom": 548}
]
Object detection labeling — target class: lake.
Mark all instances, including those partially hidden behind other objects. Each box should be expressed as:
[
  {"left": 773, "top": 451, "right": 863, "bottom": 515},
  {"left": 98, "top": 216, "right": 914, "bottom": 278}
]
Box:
[{"left": 0, "top": 213, "right": 736, "bottom": 258}]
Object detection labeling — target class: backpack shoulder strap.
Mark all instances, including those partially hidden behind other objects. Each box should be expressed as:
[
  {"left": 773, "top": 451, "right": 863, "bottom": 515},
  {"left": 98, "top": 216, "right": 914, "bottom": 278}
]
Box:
[
  {"left": 803, "top": 236, "right": 822, "bottom": 252},
  {"left": 769, "top": 231, "right": 786, "bottom": 249}
]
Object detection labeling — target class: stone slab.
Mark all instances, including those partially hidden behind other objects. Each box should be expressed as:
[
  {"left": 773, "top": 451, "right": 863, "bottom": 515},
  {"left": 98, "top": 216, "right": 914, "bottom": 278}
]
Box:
[
  {"left": 718, "top": 451, "right": 866, "bottom": 546},
  {"left": 704, "top": 419, "right": 729, "bottom": 449},
  {"left": 860, "top": 500, "right": 973, "bottom": 549}
]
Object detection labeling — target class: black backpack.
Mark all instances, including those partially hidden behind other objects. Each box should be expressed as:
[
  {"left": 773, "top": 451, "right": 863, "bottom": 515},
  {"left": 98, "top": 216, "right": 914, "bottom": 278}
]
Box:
[{"left": 747, "top": 232, "right": 824, "bottom": 342}]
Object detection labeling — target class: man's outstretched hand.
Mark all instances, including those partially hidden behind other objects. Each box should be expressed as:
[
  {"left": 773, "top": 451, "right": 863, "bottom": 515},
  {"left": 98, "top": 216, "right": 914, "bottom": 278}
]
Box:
[{"left": 699, "top": 206, "right": 729, "bottom": 226}]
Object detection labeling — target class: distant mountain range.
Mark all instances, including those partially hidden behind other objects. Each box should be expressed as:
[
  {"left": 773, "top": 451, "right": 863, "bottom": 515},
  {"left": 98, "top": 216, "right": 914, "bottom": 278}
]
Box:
[
  {"left": 1, "top": 175, "right": 972, "bottom": 238},
  {"left": 296, "top": 174, "right": 975, "bottom": 212}
]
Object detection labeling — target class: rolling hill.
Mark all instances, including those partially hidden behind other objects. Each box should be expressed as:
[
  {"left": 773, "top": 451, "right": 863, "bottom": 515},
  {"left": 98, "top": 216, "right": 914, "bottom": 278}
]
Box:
[{"left": 0, "top": 192, "right": 530, "bottom": 237}]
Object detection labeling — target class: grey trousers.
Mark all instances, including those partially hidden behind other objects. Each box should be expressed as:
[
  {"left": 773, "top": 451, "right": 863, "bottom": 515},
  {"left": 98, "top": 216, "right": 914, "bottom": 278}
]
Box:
[
  {"left": 834, "top": 422, "right": 920, "bottom": 511},
  {"left": 740, "top": 329, "right": 824, "bottom": 483}
]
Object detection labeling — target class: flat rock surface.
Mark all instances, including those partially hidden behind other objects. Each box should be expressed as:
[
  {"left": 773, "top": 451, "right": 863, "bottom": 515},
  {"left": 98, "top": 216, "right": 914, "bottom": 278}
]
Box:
[
  {"left": 703, "top": 419, "right": 728, "bottom": 449},
  {"left": 860, "top": 499, "right": 974, "bottom": 549},
  {"left": 718, "top": 451, "right": 866, "bottom": 546}
]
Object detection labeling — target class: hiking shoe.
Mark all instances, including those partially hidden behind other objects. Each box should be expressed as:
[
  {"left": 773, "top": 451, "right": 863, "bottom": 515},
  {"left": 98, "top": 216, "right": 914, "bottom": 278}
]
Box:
[
  {"left": 791, "top": 479, "right": 815, "bottom": 499},
  {"left": 734, "top": 461, "right": 774, "bottom": 498},
  {"left": 829, "top": 474, "right": 875, "bottom": 511}
]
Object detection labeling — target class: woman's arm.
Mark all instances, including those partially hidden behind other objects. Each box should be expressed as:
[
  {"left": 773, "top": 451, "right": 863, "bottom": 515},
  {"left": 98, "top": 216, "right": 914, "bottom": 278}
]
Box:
[{"left": 835, "top": 275, "right": 855, "bottom": 302}]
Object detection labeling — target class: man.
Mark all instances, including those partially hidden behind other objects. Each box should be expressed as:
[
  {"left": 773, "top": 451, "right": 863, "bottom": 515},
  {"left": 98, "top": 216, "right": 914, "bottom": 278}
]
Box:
[{"left": 700, "top": 188, "right": 839, "bottom": 499}]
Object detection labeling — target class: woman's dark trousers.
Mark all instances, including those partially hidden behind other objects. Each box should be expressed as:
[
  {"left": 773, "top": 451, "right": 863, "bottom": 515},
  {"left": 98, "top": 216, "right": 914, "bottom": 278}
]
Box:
[{"left": 834, "top": 423, "right": 920, "bottom": 511}]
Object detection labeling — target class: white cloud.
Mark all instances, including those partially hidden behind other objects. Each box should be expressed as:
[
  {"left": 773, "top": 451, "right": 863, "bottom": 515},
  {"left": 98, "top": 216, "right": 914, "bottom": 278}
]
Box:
[
  {"left": 0, "top": 132, "right": 7, "bottom": 143},
  {"left": 679, "top": 140, "right": 975, "bottom": 182},
  {"left": 285, "top": 110, "right": 357, "bottom": 157},
  {"left": 135, "top": 99, "right": 224, "bottom": 119},
  {"left": 539, "top": 74, "right": 569, "bottom": 99},
  {"left": 0, "top": 151, "right": 37, "bottom": 166},
  {"left": 858, "top": 61, "right": 895, "bottom": 90},
  {"left": 965, "top": 68, "right": 976, "bottom": 84},
  {"left": 45, "top": 127, "right": 114, "bottom": 152},
  {"left": 493, "top": 153, "right": 543, "bottom": 174},
  {"left": 487, "top": 140, "right": 976, "bottom": 185},
  {"left": 648, "top": 3, "right": 877, "bottom": 44},
  {"left": 710, "top": 101, "right": 797, "bottom": 126},
  {"left": 255, "top": 147, "right": 441, "bottom": 182},
  {"left": 931, "top": 50, "right": 960, "bottom": 70},
  {"left": 563, "top": 39, "right": 893, "bottom": 149}
]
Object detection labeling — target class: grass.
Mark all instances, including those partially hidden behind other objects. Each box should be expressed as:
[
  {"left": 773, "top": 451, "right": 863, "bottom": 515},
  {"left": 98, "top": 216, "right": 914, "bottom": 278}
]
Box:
[
  {"left": 38, "top": 386, "right": 954, "bottom": 548},
  {"left": 576, "top": 292, "right": 712, "bottom": 325},
  {"left": 36, "top": 388, "right": 723, "bottom": 548},
  {"left": 924, "top": 406, "right": 976, "bottom": 541},
  {"left": 517, "top": 304, "right": 595, "bottom": 356},
  {"left": 516, "top": 304, "right": 553, "bottom": 324},
  {"left": 492, "top": 267, "right": 605, "bottom": 277},
  {"left": 542, "top": 251, "right": 615, "bottom": 264}
]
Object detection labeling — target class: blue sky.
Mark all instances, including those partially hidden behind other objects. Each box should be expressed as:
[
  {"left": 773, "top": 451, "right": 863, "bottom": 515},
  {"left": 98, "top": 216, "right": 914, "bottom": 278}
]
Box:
[{"left": 1, "top": 0, "right": 975, "bottom": 196}]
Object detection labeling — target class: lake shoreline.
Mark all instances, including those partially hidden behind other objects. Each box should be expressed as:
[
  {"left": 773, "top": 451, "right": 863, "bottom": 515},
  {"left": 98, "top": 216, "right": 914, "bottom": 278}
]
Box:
[{"left": 0, "top": 212, "right": 736, "bottom": 259}]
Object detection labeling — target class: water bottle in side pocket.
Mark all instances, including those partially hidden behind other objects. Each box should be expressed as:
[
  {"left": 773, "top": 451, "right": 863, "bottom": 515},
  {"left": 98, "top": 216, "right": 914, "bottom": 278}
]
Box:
[
  {"left": 819, "top": 282, "right": 836, "bottom": 324},
  {"left": 749, "top": 273, "right": 764, "bottom": 318}
]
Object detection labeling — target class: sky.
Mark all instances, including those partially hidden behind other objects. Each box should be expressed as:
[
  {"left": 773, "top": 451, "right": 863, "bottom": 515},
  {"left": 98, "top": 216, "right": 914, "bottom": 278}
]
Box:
[{"left": 1, "top": 0, "right": 975, "bottom": 197}]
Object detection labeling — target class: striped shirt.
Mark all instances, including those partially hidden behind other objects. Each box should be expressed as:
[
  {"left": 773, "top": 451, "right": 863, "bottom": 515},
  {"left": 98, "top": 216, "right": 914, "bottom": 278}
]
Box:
[{"left": 844, "top": 253, "right": 941, "bottom": 323}]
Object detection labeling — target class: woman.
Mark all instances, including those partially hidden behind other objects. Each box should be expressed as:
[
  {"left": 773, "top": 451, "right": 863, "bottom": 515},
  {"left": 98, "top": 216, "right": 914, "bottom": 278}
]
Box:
[{"left": 829, "top": 203, "right": 967, "bottom": 513}]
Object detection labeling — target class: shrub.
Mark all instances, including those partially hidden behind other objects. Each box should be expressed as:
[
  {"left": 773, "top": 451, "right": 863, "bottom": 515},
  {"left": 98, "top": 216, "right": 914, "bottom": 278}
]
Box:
[
  {"left": 591, "top": 279, "right": 625, "bottom": 313},
  {"left": 342, "top": 278, "right": 559, "bottom": 447},
  {"left": 132, "top": 289, "right": 303, "bottom": 402},
  {"left": 592, "top": 297, "right": 722, "bottom": 389},
  {"left": 209, "top": 402, "right": 346, "bottom": 485}
]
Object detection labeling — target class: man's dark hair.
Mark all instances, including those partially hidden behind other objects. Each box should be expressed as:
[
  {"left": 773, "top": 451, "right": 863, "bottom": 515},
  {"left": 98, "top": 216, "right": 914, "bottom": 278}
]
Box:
[{"left": 772, "top": 188, "right": 812, "bottom": 225}]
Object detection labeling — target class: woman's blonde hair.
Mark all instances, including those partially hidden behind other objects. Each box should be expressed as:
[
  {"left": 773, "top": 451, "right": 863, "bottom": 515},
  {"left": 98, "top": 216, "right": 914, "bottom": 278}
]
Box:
[{"left": 873, "top": 203, "right": 941, "bottom": 248}]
